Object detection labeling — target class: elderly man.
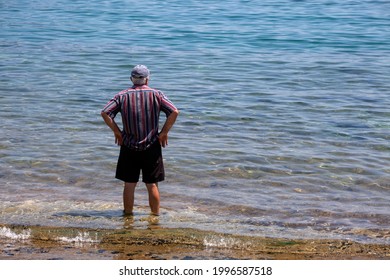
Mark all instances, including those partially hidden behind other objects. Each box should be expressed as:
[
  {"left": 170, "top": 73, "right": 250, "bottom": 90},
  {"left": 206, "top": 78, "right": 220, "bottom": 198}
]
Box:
[{"left": 101, "top": 65, "right": 179, "bottom": 216}]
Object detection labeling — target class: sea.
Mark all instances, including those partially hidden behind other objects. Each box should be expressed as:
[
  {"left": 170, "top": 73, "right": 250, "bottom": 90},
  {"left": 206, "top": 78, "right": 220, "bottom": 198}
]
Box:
[{"left": 1, "top": 0, "right": 389, "bottom": 247}]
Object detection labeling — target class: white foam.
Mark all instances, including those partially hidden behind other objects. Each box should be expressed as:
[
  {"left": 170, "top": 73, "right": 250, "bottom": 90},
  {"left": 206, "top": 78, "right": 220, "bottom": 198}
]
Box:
[
  {"left": 0, "top": 226, "right": 31, "bottom": 240},
  {"left": 203, "top": 235, "right": 249, "bottom": 249},
  {"left": 56, "top": 231, "right": 99, "bottom": 246}
]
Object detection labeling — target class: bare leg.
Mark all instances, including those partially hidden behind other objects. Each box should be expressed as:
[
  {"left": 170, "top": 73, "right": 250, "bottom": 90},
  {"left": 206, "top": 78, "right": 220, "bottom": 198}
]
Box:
[
  {"left": 123, "top": 182, "right": 137, "bottom": 215},
  {"left": 146, "top": 183, "right": 160, "bottom": 215}
]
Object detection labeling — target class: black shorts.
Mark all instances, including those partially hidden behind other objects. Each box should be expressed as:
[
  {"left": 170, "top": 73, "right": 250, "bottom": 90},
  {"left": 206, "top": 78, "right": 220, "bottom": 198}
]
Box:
[{"left": 115, "top": 141, "right": 165, "bottom": 183}]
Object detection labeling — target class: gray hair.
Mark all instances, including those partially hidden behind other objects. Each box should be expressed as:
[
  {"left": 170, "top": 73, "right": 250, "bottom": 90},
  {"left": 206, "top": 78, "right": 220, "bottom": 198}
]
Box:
[{"left": 131, "top": 76, "right": 148, "bottom": 86}]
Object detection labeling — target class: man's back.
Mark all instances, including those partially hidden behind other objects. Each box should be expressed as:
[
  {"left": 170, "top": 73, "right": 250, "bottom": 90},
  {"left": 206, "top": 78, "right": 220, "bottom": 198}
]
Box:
[{"left": 102, "top": 85, "right": 177, "bottom": 150}]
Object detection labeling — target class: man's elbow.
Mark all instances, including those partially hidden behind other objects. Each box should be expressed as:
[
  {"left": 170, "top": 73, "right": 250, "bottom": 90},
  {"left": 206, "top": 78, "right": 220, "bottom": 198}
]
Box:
[
  {"left": 101, "top": 111, "right": 111, "bottom": 122},
  {"left": 173, "top": 109, "right": 180, "bottom": 116}
]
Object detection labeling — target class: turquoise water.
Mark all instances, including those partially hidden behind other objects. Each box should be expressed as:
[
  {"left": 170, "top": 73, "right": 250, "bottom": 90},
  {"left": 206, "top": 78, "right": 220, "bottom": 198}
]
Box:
[{"left": 1, "top": 0, "right": 389, "bottom": 244}]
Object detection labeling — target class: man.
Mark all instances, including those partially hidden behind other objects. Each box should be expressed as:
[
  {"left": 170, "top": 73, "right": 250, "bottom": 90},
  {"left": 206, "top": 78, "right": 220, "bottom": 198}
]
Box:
[{"left": 101, "top": 65, "right": 179, "bottom": 216}]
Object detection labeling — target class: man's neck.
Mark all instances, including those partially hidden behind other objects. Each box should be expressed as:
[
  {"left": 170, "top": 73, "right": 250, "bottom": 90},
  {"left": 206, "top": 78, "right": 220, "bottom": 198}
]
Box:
[{"left": 132, "top": 84, "right": 150, "bottom": 89}]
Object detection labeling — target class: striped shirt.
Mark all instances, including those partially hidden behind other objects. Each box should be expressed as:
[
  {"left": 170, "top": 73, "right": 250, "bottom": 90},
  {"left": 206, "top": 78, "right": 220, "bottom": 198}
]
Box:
[{"left": 102, "top": 85, "right": 177, "bottom": 151}]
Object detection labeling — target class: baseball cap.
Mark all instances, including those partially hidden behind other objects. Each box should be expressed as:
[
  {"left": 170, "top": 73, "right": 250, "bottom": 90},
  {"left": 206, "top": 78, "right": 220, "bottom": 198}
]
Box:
[{"left": 131, "top": 65, "right": 150, "bottom": 78}]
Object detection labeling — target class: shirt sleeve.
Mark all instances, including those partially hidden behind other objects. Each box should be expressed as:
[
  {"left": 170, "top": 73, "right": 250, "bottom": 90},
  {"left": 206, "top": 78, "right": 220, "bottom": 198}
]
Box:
[
  {"left": 101, "top": 95, "right": 121, "bottom": 119},
  {"left": 158, "top": 91, "right": 178, "bottom": 117}
]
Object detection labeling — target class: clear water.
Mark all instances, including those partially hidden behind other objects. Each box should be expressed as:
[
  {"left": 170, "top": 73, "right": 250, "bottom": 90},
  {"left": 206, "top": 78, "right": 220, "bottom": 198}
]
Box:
[{"left": 1, "top": 0, "right": 389, "bottom": 244}]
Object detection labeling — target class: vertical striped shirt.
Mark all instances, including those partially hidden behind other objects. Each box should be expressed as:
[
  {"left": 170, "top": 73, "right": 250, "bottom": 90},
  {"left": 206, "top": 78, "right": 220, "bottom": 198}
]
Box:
[{"left": 102, "top": 85, "right": 178, "bottom": 151}]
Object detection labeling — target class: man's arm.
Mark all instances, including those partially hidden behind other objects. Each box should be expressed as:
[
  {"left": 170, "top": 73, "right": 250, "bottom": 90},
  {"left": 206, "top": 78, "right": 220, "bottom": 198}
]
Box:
[
  {"left": 101, "top": 112, "right": 123, "bottom": 146},
  {"left": 158, "top": 109, "right": 179, "bottom": 148}
]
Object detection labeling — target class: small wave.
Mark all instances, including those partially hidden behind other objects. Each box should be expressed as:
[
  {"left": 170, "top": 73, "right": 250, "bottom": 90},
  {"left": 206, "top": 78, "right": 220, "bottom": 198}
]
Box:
[
  {"left": 0, "top": 226, "right": 31, "bottom": 240},
  {"left": 56, "top": 231, "right": 100, "bottom": 245},
  {"left": 203, "top": 235, "right": 252, "bottom": 250}
]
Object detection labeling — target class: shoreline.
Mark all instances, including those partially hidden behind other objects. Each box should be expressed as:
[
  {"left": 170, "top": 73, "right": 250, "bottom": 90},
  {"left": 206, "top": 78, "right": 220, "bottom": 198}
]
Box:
[{"left": 1, "top": 224, "right": 389, "bottom": 260}]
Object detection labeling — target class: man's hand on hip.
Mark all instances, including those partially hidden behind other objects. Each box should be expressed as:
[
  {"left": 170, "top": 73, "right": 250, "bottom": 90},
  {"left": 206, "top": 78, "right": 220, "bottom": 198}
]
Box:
[{"left": 158, "top": 132, "right": 168, "bottom": 148}]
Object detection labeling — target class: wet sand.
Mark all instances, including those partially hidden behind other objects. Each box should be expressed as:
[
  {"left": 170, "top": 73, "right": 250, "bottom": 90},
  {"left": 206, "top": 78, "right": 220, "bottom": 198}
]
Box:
[{"left": 1, "top": 223, "right": 389, "bottom": 260}]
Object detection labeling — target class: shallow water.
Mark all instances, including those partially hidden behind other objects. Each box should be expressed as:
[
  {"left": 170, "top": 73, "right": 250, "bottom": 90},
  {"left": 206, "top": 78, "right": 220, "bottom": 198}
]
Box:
[{"left": 1, "top": 0, "right": 389, "bottom": 245}]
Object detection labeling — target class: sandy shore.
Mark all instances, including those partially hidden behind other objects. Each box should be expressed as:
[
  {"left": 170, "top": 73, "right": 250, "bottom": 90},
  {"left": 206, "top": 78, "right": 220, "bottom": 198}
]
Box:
[{"left": 1, "top": 223, "right": 389, "bottom": 260}]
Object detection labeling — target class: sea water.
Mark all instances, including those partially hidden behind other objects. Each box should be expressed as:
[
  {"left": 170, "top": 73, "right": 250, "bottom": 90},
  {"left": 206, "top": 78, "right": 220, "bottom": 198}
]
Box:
[{"left": 0, "top": 0, "right": 389, "bottom": 244}]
